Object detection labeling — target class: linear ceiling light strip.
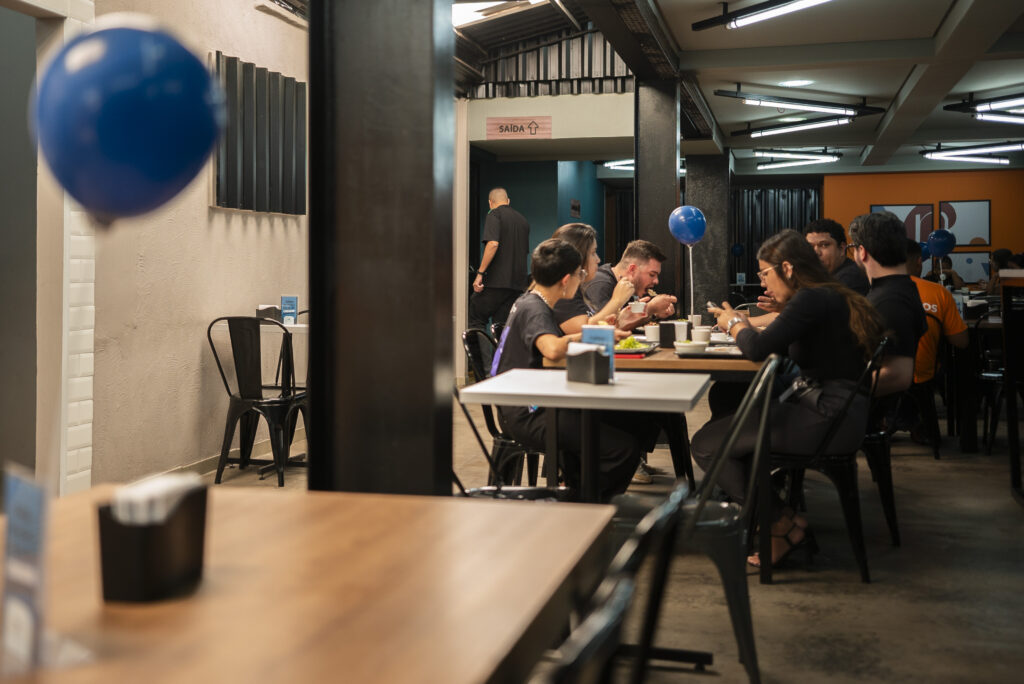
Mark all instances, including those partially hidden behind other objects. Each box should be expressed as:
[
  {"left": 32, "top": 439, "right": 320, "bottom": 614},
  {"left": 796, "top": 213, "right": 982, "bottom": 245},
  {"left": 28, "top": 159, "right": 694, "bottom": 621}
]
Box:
[
  {"left": 975, "top": 112, "right": 1024, "bottom": 125},
  {"left": 692, "top": 0, "right": 833, "bottom": 31},
  {"left": 714, "top": 88, "right": 882, "bottom": 117},
  {"left": 743, "top": 116, "right": 852, "bottom": 138}
]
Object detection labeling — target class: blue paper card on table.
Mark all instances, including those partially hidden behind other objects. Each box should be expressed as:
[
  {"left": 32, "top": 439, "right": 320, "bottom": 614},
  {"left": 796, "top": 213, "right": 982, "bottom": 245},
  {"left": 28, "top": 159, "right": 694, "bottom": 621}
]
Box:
[
  {"left": 581, "top": 325, "right": 615, "bottom": 381},
  {"left": 280, "top": 295, "right": 298, "bottom": 325}
]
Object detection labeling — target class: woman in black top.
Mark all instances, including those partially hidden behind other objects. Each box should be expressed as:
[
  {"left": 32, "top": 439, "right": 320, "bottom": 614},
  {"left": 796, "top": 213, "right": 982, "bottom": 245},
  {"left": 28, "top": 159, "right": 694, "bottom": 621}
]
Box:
[{"left": 692, "top": 230, "right": 884, "bottom": 567}]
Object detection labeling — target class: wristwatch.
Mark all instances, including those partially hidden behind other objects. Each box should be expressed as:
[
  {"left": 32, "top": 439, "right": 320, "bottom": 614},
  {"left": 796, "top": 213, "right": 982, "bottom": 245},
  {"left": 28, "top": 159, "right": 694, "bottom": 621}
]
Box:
[{"left": 726, "top": 316, "right": 745, "bottom": 334}]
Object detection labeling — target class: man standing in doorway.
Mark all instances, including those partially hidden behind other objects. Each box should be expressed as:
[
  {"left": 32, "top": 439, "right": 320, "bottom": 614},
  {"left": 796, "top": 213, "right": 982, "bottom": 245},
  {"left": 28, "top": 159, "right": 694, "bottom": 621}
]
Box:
[{"left": 469, "top": 187, "right": 530, "bottom": 331}]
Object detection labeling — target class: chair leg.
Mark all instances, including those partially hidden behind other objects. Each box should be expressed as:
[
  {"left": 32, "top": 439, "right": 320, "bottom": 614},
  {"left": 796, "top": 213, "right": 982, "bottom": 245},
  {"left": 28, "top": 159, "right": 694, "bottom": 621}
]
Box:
[
  {"left": 701, "top": 531, "right": 761, "bottom": 684},
  {"left": 215, "top": 403, "right": 246, "bottom": 484},
  {"left": 526, "top": 453, "right": 539, "bottom": 486},
  {"left": 870, "top": 439, "right": 900, "bottom": 547},
  {"left": 665, "top": 414, "right": 695, "bottom": 491},
  {"left": 988, "top": 388, "right": 1004, "bottom": 455},
  {"left": 818, "top": 460, "right": 871, "bottom": 583},
  {"left": 629, "top": 519, "right": 681, "bottom": 684},
  {"left": 238, "top": 411, "right": 259, "bottom": 468}
]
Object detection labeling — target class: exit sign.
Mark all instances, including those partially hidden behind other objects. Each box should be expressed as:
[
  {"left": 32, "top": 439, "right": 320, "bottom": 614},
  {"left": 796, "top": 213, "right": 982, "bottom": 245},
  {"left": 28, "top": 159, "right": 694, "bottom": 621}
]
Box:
[{"left": 486, "top": 116, "right": 552, "bottom": 140}]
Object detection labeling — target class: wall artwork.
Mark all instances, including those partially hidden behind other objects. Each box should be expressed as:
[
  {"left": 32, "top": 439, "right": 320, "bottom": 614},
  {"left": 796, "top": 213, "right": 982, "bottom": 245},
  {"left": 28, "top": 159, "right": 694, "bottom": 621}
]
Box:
[
  {"left": 938, "top": 200, "right": 990, "bottom": 246},
  {"left": 869, "top": 203, "right": 933, "bottom": 241},
  {"left": 946, "top": 252, "right": 990, "bottom": 284}
]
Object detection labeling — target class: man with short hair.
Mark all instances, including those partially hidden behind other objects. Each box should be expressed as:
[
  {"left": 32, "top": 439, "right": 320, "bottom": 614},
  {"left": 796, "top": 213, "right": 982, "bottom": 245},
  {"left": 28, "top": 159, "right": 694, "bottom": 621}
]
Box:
[
  {"left": 804, "top": 218, "right": 870, "bottom": 295},
  {"left": 585, "top": 239, "right": 677, "bottom": 326},
  {"left": 469, "top": 187, "right": 530, "bottom": 330},
  {"left": 849, "top": 213, "right": 927, "bottom": 397}
]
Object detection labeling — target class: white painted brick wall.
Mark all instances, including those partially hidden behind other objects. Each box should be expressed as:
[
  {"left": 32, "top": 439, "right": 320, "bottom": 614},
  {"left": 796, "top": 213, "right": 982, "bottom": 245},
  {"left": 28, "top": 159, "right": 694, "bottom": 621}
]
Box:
[{"left": 65, "top": 208, "right": 95, "bottom": 493}]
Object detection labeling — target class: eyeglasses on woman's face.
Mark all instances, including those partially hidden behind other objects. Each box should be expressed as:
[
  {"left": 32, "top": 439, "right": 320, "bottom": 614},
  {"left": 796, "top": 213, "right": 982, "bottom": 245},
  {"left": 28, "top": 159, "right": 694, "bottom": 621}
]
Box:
[{"left": 756, "top": 264, "right": 778, "bottom": 282}]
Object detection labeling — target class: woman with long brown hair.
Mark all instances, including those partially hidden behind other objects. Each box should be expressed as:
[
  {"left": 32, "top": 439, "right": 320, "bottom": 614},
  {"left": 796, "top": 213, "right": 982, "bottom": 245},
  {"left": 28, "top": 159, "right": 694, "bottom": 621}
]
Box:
[{"left": 694, "top": 229, "right": 884, "bottom": 568}]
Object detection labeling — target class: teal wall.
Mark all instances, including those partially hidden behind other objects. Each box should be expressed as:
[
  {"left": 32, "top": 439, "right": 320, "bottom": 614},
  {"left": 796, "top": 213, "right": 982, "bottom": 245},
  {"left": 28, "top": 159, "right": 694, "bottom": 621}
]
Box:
[
  {"left": 475, "top": 157, "right": 607, "bottom": 271},
  {"left": 557, "top": 161, "right": 607, "bottom": 260}
]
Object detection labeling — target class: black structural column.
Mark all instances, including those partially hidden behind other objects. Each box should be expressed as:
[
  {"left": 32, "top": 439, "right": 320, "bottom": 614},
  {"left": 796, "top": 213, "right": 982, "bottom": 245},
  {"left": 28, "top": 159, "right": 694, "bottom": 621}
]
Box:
[
  {"left": 634, "top": 81, "right": 681, "bottom": 301},
  {"left": 307, "top": 1, "right": 454, "bottom": 495},
  {"left": 682, "top": 154, "right": 731, "bottom": 317}
]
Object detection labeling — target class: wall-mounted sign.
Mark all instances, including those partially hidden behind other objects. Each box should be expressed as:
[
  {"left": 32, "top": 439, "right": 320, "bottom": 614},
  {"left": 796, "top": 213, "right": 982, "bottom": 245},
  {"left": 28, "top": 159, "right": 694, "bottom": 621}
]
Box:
[{"left": 486, "top": 116, "right": 552, "bottom": 140}]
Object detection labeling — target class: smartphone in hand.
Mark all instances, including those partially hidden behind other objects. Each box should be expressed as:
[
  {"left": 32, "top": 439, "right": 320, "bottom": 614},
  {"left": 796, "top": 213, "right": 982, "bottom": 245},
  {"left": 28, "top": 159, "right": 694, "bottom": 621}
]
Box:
[{"left": 706, "top": 300, "right": 719, "bottom": 311}]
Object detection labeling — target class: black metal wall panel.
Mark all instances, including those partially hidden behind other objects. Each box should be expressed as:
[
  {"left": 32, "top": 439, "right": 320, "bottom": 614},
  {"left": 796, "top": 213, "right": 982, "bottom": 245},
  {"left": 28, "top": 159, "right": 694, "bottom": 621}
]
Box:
[
  {"left": 220, "top": 54, "right": 242, "bottom": 208},
  {"left": 295, "top": 82, "right": 307, "bottom": 215},
  {"left": 268, "top": 72, "right": 283, "bottom": 213},
  {"left": 730, "top": 186, "right": 821, "bottom": 282},
  {"left": 241, "top": 61, "right": 255, "bottom": 210},
  {"left": 282, "top": 77, "right": 296, "bottom": 214},
  {"left": 255, "top": 67, "right": 269, "bottom": 212}
]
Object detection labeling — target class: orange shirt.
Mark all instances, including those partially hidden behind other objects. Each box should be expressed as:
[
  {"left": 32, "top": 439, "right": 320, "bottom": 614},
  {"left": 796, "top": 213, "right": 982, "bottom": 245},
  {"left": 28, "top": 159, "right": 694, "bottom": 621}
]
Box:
[{"left": 911, "top": 276, "right": 967, "bottom": 384}]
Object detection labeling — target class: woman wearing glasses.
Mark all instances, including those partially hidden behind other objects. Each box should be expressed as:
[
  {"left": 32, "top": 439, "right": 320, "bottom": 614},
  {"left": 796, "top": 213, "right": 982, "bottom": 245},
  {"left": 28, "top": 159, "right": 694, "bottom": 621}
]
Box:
[{"left": 694, "top": 229, "right": 884, "bottom": 568}]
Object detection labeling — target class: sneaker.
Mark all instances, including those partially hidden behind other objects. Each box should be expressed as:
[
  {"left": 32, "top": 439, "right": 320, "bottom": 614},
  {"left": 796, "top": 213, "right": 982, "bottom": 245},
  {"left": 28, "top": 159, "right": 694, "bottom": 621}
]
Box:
[{"left": 631, "top": 462, "right": 654, "bottom": 485}]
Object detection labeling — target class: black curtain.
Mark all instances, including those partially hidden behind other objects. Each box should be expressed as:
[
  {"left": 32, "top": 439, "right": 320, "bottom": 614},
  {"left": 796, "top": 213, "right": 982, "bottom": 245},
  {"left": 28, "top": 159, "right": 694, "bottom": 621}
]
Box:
[{"left": 730, "top": 186, "right": 820, "bottom": 290}]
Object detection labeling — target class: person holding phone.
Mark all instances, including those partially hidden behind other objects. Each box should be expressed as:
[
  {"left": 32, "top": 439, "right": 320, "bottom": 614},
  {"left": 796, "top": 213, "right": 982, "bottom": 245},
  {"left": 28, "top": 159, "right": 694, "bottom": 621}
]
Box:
[{"left": 693, "top": 230, "right": 885, "bottom": 569}]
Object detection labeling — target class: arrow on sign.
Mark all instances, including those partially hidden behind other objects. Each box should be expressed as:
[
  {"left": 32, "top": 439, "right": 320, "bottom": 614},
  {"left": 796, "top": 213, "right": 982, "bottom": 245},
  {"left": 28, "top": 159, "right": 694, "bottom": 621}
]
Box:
[{"left": 528, "top": 121, "right": 539, "bottom": 135}]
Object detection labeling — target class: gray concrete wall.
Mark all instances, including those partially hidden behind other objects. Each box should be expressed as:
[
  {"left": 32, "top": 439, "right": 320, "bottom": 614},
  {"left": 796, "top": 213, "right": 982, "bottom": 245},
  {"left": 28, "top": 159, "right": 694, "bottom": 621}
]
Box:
[
  {"left": 0, "top": 6, "right": 38, "bottom": 472},
  {"left": 91, "top": 0, "right": 308, "bottom": 482}
]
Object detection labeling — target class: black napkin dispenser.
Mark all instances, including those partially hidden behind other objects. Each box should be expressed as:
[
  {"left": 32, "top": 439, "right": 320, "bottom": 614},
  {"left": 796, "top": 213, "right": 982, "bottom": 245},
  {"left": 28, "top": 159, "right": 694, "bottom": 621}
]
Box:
[
  {"left": 566, "top": 349, "right": 610, "bottom": 384},
  {"left": 97, "top": 486, "right": 208, "bottom": 602},
  {"left": 658, "top": 321, "right": 676, "bottom": 347}
]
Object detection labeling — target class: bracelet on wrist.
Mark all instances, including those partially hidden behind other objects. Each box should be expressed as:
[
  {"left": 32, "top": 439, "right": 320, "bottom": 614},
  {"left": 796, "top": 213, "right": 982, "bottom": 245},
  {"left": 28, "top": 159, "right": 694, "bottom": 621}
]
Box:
[{"left": 726, "top": 316, "right": 745, "bottom": 334}]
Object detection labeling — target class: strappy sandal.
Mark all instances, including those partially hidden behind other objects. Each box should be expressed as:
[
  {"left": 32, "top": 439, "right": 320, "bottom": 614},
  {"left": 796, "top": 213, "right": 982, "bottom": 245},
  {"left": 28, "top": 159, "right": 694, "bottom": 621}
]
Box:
[{"left": 747, "top": 518, "right": 819, "bottom": 568}]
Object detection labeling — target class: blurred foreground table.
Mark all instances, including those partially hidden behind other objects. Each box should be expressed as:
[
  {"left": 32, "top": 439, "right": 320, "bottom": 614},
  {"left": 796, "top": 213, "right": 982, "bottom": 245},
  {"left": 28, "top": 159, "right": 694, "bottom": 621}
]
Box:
[{"left": 7, "top": 487, "right": 614, "bottom": 682}]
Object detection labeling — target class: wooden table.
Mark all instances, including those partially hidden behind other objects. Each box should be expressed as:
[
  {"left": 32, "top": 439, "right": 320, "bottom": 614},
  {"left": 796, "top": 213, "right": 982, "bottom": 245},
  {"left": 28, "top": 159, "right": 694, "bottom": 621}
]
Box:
[
  {"left": 545, "top": 349, "right": 761, "bottom": 381},
  {"left": 459, "top": 369, "right": 710, "bottom": 502},
  {"left": 13, "top": 487, "right": 615, "bottom": 683}
]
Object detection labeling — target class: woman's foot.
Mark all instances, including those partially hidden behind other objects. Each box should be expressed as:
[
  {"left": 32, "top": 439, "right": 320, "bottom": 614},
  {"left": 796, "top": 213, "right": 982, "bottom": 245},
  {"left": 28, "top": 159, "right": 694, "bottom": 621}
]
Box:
[{"left": 747, "top": 513, "right": 816, "bottom": 568}]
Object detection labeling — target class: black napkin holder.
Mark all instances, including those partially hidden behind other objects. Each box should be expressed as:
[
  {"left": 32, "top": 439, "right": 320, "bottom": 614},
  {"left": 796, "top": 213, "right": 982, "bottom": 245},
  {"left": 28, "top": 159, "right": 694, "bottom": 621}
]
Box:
[
  {"left": 566, "top": 349, "right": 610, "bottom": 384},
  {"left": 97, "top": 486, "right": 208, "bottom": 602},
  {"left": 658, "top": 321, "right": 676, "bottom": 348}
]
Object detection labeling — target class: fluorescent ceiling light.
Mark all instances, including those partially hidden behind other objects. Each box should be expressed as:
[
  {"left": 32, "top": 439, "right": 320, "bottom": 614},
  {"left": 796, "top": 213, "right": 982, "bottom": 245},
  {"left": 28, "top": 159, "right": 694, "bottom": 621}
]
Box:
[
  {"left": 728, "top": 0, "right": 833, "bottom": 28},
  {"left": 976, "top": 96, "right": 1024, "bottom": 112},
  {"left": 757, "top": 158, "right": 837, "bottom": 170},
  {"left": 779, "top": 80, "right": 813, "bottom": 88},
  {"left": 923, "top": 153, "right": 1009, "bottom": 165},
  {"left": 925, "top": 141, "right": 1024, "bottom": 158},
  {"left": 975, "top": 112, "right": 1024, "bottom": 125},
  {"left": 778, "top": 116, "right": 807, "bottom": 122},
  {"left": 747, "top": 117, "right": 851, "bottom": 138},
  {"left": 603, "top": 159, "right": 685, "bottom": 174},
  {"left": 752, "top": 149, "right": 841, "bottom": 161},
  {"left": 741, "top": 98, "right": 855, "bottom": 116}
]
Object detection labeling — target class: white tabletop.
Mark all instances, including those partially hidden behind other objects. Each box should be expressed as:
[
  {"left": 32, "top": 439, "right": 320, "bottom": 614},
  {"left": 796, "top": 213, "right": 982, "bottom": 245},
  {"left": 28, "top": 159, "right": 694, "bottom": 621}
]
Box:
[{"left": 459, "top": 369, "right": 710, "bottom": 413}]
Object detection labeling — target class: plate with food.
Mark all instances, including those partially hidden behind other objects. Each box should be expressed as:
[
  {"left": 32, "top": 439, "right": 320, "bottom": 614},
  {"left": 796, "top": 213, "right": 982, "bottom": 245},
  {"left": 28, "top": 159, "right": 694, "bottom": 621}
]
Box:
[
  {"left": 613, "top": 336, "right": 658, "bottom": 356},
  {"left": 709, "top": 332, "right": 734, "bottom": 345},
  {"left": 674, "top": 341, "right": 743, "bottom": 357}
]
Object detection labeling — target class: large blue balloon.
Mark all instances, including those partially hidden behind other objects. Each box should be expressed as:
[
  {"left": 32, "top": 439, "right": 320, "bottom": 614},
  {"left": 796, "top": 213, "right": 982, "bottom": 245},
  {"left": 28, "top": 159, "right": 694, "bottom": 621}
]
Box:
[
  {"left": 668, "top": 205, "right": 707, "bottom": 246},
  {"left": 926, "top": 229, "right": 956, "bottom": 259},
  {"left": 33, "top": 21, "right": 224, "bottom": 221},
  {"left": 919, "top": 241, "right": 931, "bottom": 260}
]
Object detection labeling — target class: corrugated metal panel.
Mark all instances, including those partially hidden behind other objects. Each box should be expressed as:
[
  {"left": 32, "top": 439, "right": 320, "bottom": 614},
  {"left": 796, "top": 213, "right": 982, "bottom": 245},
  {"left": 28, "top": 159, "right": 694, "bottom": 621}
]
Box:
[{"left": 730, "top": 187, "right": 822, "bottom": 283}]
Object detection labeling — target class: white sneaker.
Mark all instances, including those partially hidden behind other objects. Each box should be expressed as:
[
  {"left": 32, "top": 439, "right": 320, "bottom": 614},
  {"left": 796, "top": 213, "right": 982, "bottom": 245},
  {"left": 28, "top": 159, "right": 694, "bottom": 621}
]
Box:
[{"left": 631, "top": 463, "right": 654, "bottom": 485}]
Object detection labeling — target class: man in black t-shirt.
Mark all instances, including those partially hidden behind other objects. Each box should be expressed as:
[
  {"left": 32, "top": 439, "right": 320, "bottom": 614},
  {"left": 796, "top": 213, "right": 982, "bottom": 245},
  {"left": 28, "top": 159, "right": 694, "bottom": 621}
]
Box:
[
  {"left": 804, "top": 218, "right": 870, "bottom": 295},
  {"left": 469, "top": 187, "right": 530, "bottom": 330},
  {"left": 849, "top": 212, "right": 927, "bottom": 397},
  {"left": 584, "top": 240, "right": 677, "bottom": 328}
]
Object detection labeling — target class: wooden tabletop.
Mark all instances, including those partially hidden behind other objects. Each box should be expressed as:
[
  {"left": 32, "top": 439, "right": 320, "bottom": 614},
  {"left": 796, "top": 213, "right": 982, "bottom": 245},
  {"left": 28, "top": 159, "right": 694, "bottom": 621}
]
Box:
[
  {"left": 459, "top": 368, "right": 710, "bottom": 413},
  {"left": 15, "top": 487, "right": 615, "bottom": 683},
  {"left": 545, "top": 348, "right": 761, "bottom": 375}
]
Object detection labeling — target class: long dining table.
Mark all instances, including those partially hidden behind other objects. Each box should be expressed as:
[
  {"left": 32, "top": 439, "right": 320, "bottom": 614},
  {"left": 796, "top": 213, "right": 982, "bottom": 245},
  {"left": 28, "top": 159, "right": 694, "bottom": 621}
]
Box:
[
  {"left": 6, "top": 486, "right": 616, "bottom": 683},
  {"left": 545, "top": 348, "right": 761, "bottom": 380}
]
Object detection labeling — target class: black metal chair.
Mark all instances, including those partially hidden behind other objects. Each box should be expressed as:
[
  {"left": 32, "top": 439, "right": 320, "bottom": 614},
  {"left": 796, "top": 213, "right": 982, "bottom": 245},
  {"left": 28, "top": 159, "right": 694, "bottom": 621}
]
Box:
[
  {"left": 462, "top": 328, "right": 540, "bottom": 486},
  {"left": 767, "top": 339, "right": 889, "bottom": 583},
  {"left": 208, "top": 316, "right": 308, "bottom": 487},
  {"left": 611, "top": 355, "right": 782, "bottom": 684}
]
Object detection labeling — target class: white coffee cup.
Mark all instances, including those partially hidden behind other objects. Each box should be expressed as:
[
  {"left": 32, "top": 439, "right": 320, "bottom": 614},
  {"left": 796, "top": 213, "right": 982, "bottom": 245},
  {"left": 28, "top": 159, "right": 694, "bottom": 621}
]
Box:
[
  {"left": 672, "top": 320, "right": 689, "bottom": 341},
  {"left": 644, "top": 323, "right": 659, "bottom": 342},
  {"left": 629, "top": 301, "right": 646, "bottom": 314},
  {"left": 688, "top": 314, "right": 702, "bottom": 327},
  {"left": 692, "top": 326, "right": 712, "bottom": 344}
]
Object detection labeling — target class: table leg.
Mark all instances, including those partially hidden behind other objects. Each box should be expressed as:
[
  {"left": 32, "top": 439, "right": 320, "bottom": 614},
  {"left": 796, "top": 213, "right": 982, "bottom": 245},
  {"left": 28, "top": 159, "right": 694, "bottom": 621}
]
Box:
[
  {"left": 580, "top": 411, "right": 599, "bottom": 504},
  {"left": 545, "top": 409, "right": 559, "bottom": 487}
]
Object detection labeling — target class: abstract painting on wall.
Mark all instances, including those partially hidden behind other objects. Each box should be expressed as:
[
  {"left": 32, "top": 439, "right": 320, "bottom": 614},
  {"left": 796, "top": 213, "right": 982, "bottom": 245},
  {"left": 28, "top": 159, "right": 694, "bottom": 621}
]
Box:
[
  {"left": 870, "top": 204, "right": 933, "bottom": 241},
  {"left": 938, "top": 200, "right": 990, "bottom": 246},
  {"left": 947, "top": 252, "right": 990, "bottom": 283}
]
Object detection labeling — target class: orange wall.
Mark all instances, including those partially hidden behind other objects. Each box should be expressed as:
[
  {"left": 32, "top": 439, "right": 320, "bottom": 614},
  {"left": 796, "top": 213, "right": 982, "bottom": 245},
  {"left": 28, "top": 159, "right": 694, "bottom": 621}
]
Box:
[{"left": 823, "top": 169, "right": 1024, "bottom": 254}]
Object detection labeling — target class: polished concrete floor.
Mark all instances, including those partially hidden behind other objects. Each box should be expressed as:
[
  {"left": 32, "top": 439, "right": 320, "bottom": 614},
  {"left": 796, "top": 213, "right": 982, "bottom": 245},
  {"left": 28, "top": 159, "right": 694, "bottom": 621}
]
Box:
[{"left": 207, "top": 392, "right": 1024, "bottom": 684}]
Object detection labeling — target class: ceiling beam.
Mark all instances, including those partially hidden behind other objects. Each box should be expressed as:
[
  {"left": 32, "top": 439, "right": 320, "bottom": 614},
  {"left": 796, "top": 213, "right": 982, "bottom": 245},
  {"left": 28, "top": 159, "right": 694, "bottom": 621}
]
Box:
[
  {"left": 678, "top": 38, "right": 933, "bottom": 72},
  {"left": 862, "top": 0, "right": 1024, "bottom": 165}
]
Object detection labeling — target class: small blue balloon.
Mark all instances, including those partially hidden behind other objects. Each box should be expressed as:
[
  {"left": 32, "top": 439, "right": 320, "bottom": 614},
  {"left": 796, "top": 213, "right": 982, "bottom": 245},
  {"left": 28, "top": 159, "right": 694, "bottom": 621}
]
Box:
[
  {"left": 926, "top": 229, "right": 956, "bottom": 259},
  {"left": 731, "top": 243, "right": 745, "bottom": 257},
  {"left": 920, "top": 241, "right": 931, "bottom": 259},
  {"left": 668, "top": 205, "right": 707, "bottom": 246},
  {"left": 33, "top": 22, "right": 224, "bottom": 221}
]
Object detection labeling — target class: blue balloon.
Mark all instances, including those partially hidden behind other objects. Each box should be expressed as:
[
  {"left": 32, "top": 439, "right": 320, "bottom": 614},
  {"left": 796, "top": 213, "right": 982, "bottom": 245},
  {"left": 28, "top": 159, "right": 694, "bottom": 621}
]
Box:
[
  {"left": 926, "top": 229, "right": 956, "bottom": 259},
  {"left": 668, "top": 205, "right": 707, "bottom": 246},
  {"left": 731, "top": 243, "right": 745, "bottom": 257},
  {"left": 33, "top": 22, "right": 224, "bottom": 221},
  {"left": 919, "top": 241, "right": 931, "bottom": 259}
]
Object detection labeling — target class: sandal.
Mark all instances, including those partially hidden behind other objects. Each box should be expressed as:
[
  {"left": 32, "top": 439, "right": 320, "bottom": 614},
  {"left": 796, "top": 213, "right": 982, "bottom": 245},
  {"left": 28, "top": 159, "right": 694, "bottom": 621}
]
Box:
[{"left": 747, "top": 518, "right": 818, "bottom": 568}]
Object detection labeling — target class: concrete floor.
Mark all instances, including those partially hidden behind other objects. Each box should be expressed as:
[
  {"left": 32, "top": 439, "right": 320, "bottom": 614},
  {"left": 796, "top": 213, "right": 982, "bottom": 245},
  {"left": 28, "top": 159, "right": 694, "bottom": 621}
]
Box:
[{"left": 207, "top": 392, "right": 1024, "bottom": 684}]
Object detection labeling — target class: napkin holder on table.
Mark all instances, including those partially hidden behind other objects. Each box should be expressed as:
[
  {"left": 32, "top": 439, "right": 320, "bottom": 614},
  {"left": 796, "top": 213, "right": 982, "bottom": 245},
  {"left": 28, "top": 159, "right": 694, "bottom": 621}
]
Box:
[
  {"left": 566, "top": 342, "right": 610, "bottom": 384},
  {"left": 97, "top": 476, "right": 208, "bottom": 602}
]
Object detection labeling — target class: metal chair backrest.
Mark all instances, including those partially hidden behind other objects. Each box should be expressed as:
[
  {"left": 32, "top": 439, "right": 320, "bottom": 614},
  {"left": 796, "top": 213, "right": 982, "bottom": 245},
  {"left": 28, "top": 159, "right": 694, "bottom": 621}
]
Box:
[
  {"left": 208, "top": 316, "right": 294, "bottom": 400},
  {"left": 462, "top": 329, "right": 504, "bottom": 439},
  {"left": 607, "top": 484, "right": 688, "bottom": 577},
  {"left": 812, "top": 336, "right": 889, "bottom": 457},
  {"left": 541, "top": 576, "right": 635, "bottom": 684}
]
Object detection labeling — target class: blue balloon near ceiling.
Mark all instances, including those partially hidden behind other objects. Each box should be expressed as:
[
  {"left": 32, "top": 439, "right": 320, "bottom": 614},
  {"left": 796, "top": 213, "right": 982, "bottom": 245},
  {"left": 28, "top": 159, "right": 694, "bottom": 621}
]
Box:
[
  {"left": 926, "top": 229, "right": 956, "bottom": 259},
  {"left": 668, "top": 205, "right": 707, "bottom": 246},
  {"left": 33, "top": 21, "right": 224, "bottom": 222},
  {"left": 920, "top": 241, "right": 931, "bottom": 259},
  {"left": 731, "top": 243, "right": 745, "bottom": 257}
]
